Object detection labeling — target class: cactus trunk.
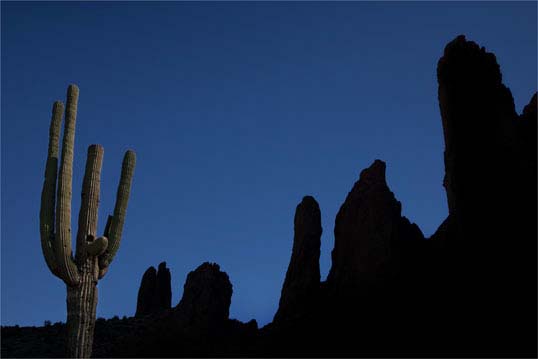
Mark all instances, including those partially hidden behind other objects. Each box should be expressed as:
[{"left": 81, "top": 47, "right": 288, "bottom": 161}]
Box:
[{"left": 66, "top": 264, "right": 98, "bottom": 358}]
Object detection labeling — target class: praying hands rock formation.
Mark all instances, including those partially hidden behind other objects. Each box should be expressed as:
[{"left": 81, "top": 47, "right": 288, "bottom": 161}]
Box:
[{"left": 135, "top": 262, "right": 172, "bottom": 317}]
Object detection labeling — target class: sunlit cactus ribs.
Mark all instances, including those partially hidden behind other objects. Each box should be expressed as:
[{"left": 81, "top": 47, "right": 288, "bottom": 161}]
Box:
[{"left": 39, "top": 84, "right": 136, "bottom": 358}]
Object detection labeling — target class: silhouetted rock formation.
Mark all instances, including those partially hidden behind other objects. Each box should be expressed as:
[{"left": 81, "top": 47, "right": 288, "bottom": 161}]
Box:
[
  {"left": 156, "top": 262, "right": 172, "bottom": 310},
  {"left": 327, "top": 159, "right": 424, "bottom": 292},
  {"left": 438, "top": 34, "right": 518, "bottom": 221},
  {"left": 135, "top": 262, "right": 171, "bottom": 317},
  {"left": 174, "top": 262, "right": 232, "bottom": 333},
  {"left": 434, "top": 34, "right": 537, "bottom": 355},
  {"left": 265, "top": 35, "right": 536, "bottom": 356},
  {"left": 135, "top": 267, "right": 157, "bottom": 317},
  {"left": 273, "top": 196, "right": 322, "bottom": 324},
  {"left": 107, "top": 263, "right": 258, "bottom": 357},
  {"left": 261, "top": 161, "right": 430, "bottom": 356}
]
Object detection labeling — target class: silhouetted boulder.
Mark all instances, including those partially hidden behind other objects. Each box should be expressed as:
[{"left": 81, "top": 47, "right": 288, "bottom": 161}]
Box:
[
  {"left": 174, "top": 262, "right": 232, "bottom": 333},
  {"left": 135, "top": 262, "right": 171, "bottom": 317},
  {"left": 273, "top": 196, "right": 322, "bottom": 324}
]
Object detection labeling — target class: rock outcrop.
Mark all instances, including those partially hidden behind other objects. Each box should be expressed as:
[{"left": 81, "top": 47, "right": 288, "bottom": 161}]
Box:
[
  {"left": 135, "top": 262, "right": 171, "bottom": 317},
  {"left": 327, "top": 159, "right": 424, "bottom": 292},
  {"left": 273, "top": 196, "right": 322, "bottom": 324},
  {"left": 438, "top": 35, "right": 519, "bottom": 231},
  {"left": 135, "top": 267, "right": 157, "bottom": 317},
  {"left": 155, "top": 262, "right": 172, "bottom": 310},
  {"left": 174, "top": 262, "right": 233, "bottom": 333},
  {"left": 434, "top": 34, "right": 537, "bottom": 354},
  {"left": 110, "top": 262, "right": 253, "bottom": 357}
]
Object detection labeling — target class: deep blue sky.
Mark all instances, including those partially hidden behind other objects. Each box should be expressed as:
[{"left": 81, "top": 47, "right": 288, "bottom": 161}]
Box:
[{"left": 1, "top": 2, "right": 536, "bottom": 327}]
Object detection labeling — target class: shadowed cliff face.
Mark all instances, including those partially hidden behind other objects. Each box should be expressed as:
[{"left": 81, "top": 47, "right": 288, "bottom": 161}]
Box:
[
  {"left": 437, "top": 35, "right": 536, "bottom": 245},
  {"left": 273, "top": 196, "right": 322, "bottom": 324},
  {"left": 432, "top": 34, "right": 537, "bottom": 354},
  {"left": 327, "top": 159, "right": 424, "bottom": 292},
  {"left": 437, "top": 37, "right": 537, "bottom": 251}
]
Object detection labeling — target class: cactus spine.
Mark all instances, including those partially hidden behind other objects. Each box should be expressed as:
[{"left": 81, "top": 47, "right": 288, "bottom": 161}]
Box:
[{"left": 39, "top": 84, "right": 136, "bottom": 358}]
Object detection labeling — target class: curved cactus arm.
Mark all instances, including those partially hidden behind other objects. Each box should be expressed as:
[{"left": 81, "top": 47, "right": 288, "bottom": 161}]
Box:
[
  {"left": 40, "top": 101, "right": 64, "bottom": 278},
  {"left": 74, "top": 145, "right": 104, "bottom": 263},
  {"left": 98, "top": 150, "right": 136, "bottom": 278},
  {"left": 55, "top": 84, "right": 81, "bottom": 287}
]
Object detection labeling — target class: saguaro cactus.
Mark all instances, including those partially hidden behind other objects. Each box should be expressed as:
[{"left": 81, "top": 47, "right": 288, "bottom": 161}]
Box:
[{"left": 39, "top": 84, "right": 136, "bottom": 358}]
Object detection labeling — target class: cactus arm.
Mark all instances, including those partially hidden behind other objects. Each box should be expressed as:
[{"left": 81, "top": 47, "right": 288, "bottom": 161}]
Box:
[
  {"left": 103, "top": 215, "right": 112, "bottom": 238},
  {"left": 98, "top": 150, "right": 136, "bottom": 277},
  {"left": 55, "top": 84, "right": 81, "bottom": 287},
  {"left": 39, "top": 101, "right": 64, "bottom": 278},
  {"left": 74, "top": 145, "right": 104, "bottom": 263}
]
